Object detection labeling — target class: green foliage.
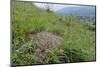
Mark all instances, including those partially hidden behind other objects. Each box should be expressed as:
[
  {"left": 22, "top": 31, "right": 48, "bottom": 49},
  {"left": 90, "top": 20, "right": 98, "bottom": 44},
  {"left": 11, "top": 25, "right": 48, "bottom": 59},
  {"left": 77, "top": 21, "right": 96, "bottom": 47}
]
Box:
[
  {"left": 12, "top": 1, "right": 96, "bottom": 66},
  {"left": 12, "top": 41, "right": 39, "bottom": 65}
]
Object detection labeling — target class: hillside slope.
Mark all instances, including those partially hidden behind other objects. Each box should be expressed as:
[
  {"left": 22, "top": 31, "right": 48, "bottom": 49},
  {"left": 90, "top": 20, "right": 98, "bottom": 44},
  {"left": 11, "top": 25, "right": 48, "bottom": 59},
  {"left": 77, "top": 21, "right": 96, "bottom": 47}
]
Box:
[{"left": 12, "top": 1, "right": 96, "bottom": 66}]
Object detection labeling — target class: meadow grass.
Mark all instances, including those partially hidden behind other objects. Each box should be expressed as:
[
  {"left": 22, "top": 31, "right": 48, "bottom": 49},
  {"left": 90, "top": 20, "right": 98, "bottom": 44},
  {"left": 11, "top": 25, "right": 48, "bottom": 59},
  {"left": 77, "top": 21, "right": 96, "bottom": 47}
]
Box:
[{"left": 12, "top": 1, "right": 96, "bottom": 65}]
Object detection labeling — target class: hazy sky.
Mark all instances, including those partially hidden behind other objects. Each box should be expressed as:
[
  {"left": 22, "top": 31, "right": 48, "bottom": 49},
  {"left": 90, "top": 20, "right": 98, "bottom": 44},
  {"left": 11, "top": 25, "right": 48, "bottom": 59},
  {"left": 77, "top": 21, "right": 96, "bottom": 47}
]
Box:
[{"left": 33, "top": 3, "right": 81, "bottom": 11}]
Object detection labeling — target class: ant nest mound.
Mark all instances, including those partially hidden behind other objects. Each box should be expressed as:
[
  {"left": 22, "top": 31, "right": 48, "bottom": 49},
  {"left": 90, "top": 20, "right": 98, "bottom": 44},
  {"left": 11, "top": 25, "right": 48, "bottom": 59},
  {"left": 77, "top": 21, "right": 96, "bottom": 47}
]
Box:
[{"left": 28, "top": 32, "right": 64, "bottom": 63}]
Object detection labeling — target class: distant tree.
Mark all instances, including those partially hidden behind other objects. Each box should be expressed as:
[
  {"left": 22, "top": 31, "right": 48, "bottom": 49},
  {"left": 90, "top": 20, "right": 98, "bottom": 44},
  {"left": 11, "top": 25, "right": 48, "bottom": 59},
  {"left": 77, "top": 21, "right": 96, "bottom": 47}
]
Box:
[{"left": 45, "top": 4, "right": 53, "bottom": 12}]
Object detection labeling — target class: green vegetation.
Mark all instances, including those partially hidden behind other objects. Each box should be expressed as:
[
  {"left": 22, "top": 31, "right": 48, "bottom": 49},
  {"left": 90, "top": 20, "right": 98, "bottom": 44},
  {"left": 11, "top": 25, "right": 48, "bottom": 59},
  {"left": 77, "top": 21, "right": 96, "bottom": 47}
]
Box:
[{"left": 12, "top": 1, "right": 96, "bottom": 66}]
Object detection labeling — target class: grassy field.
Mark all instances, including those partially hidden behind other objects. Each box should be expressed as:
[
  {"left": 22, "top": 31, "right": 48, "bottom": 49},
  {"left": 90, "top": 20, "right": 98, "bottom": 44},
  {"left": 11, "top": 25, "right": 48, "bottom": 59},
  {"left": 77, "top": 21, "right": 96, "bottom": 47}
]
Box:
[{"left": 12, "top": 1, "right": 96, "bottom": 66}]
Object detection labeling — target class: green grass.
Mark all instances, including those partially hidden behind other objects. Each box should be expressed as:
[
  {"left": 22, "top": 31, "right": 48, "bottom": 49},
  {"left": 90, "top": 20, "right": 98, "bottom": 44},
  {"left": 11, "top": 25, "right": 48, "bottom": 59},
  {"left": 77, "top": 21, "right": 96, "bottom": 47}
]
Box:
[{"left": 12, "top": 1, "right": 96, "bottom": 66}]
